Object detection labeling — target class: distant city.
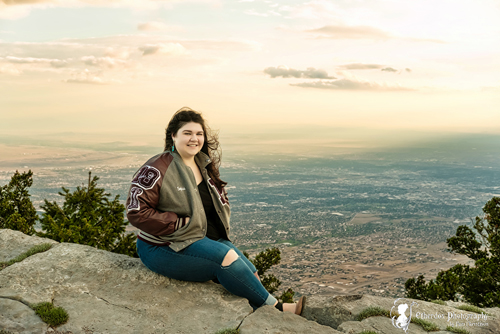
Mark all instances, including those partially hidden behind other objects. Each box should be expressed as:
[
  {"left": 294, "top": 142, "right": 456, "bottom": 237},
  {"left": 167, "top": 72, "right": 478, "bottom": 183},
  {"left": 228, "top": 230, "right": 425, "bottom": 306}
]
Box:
[{"left": 1, "top": 136, "right": 499, "bottom": 299}]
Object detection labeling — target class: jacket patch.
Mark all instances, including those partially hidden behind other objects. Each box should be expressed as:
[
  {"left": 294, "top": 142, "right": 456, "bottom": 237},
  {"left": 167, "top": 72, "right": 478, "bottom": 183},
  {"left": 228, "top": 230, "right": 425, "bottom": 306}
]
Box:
[
  {"left": 127, "top": 187, "right": 143, "bottom": 211},
  {"left": 207, "top": 178, "right": 228, "bottom": 206},
  {"left": 177, "top": 187, "right": 186, "bottom": 191},
  {"left": 132, "top": 165, "right": 161, "bottom": 190}
]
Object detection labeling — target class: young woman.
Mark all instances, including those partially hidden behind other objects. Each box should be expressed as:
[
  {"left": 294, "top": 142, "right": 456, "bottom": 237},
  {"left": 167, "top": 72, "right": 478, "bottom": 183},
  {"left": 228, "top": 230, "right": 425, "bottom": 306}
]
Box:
[{"left": 126, "top": 107, "right": 305, "bottom": 314}]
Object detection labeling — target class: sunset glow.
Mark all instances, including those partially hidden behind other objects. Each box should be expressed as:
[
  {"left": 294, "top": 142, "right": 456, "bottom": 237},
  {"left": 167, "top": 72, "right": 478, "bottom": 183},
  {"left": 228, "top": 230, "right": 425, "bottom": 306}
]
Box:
[{"left": 1, "top": 0, "right": 499, "bottom": 151}]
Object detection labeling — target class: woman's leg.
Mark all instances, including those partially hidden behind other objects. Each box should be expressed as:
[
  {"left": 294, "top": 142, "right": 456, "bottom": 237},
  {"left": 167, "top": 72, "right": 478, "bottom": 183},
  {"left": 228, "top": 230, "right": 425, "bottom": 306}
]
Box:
[
  {"left": 217, "top": 239, "right": 257, "bottom": 273},
  {"left": 216, "top": 239, "right": 305, "bottom": 315},
  {"left": 137, "top": 238, "right": 277, "bottom": 309}
]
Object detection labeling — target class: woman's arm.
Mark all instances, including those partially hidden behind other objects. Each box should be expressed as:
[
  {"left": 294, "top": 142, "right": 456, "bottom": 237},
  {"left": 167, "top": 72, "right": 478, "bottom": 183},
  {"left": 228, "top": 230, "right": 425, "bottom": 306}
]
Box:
[{"left": 126, "top": 161, "right": 188, "bottom": 236}]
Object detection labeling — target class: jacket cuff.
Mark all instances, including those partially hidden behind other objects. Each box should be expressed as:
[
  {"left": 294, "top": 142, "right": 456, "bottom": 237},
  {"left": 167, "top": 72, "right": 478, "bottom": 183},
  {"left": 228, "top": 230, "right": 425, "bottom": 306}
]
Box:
[{"left": 174, "top": 217, "right": 189, "bottom": 231}]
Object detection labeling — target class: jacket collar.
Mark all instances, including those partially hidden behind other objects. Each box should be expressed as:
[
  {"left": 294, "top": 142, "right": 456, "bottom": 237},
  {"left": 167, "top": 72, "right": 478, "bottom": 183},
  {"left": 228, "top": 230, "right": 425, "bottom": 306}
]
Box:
[{"left": 170, "top": 151, "right": 211, "bottom": 169}]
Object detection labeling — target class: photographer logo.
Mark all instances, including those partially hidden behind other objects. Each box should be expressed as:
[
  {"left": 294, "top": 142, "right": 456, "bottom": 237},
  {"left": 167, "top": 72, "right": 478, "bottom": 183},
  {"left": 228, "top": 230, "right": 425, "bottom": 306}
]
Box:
[{"left": 391, "top": 298, "right": 418, "bottom": 333}]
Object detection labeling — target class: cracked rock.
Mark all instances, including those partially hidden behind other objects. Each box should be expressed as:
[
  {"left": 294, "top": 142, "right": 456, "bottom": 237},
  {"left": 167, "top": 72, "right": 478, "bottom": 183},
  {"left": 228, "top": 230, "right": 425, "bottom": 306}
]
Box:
[
  {"left": 0, "top": 228, "right": 58, "bottom": 263},
  {"left": 0, "top": 297, "right": 48, "bottom": 334},
  {"left": 0, "top": 229, "right": 252, "bottom": 334},
  {"left": 239, "top": 305, "right": 342, "bottom": 334}
]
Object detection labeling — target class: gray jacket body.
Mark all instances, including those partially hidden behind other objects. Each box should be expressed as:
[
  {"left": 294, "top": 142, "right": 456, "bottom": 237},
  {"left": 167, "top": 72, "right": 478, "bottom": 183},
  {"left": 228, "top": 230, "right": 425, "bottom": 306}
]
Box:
[{"left": 126, "top": 151, "right": 231, "bottom": 252}]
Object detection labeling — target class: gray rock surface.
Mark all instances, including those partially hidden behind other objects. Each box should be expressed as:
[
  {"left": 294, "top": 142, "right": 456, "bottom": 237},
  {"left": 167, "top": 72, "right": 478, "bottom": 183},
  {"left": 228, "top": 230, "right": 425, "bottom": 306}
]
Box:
[
  {"left": 338, "top": 316, "right": 428, "bottom": 334},
  {"left": 0, "top": 297, "right": 47, "bottom": 334},
  {"left": 1, "top": 229, "right": 499, "bottom": 334},
  {"left": 239, "top": 305, "right": 342, "bottom": 334},
  {"left": 303, "top": 294, "right": 499, "bottom": 334},
  {"left": 0, "top": 228, "right": 58, "bottom": 262},
  {"left": 301, "top": 294, "right": 361, "bottom": 329},
  {"left": 0, "top": 238, "right": 251, "bottom": 334}
]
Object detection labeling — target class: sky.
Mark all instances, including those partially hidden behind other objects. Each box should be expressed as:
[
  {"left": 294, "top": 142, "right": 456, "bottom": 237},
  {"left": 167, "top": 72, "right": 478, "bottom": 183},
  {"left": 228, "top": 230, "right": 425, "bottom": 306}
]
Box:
[{"left": 1, "top": 0, "right": 499, "bottom": 153}]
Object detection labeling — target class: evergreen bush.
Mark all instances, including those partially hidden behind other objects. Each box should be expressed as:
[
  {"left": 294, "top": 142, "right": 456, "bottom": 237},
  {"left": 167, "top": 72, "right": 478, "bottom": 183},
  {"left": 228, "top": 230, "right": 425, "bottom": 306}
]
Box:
[
  {"left": 0, "top": 170, "right": 37, "bottom": 235},
  {"left": 243, "top": 248, "right": 296, "bottom": 303},
  {"left": 38, "top": 172, "right": 137, "bottom": 257},
  {"left": 405, "top": 197, "right": 500, "bottom": 307}
]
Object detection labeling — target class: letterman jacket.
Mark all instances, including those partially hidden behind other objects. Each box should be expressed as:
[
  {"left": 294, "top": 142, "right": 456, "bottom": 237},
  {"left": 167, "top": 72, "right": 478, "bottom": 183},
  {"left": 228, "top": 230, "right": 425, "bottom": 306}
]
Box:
[{"left": 125, "top": 151, "right": 231, "bottom": 252}]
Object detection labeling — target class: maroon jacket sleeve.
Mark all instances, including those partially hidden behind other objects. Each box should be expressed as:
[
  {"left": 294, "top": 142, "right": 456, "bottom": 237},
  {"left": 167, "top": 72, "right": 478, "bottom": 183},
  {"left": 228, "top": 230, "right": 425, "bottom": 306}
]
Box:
[{"left": 125, "top": 154, "right": 181, "bottom": 236}]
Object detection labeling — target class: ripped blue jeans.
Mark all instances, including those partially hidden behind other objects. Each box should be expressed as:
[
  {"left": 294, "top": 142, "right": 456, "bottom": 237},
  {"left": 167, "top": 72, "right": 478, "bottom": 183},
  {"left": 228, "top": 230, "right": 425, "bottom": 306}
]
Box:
[{"left": 136, "top": 237, "right": 277, "bottom": 309}]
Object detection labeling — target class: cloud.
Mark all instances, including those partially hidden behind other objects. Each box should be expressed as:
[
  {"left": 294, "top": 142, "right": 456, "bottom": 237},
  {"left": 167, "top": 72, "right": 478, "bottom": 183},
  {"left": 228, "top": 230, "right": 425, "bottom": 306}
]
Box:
[
  {"left": 138, "top": 43, "right": 188, "bottom": 56},
  {"left": 480, "top": 86, "right": 500, "bottom": 92},
  {"left": 291, "top": 78, "right": 413, "bottom": 91},
  {"left": 64, "top": 69, "right": 120, "bottom": 85},
  {"left": 0, "top": 64, "right": 21, "bottom": 75},
  {"left": 338, "top": 63, "right": 384, "bottom": 70},
  {"left": 1, "top": 0, "right": 50, "bottom": 4},
  {"left": 137, "top": 22, "right": 177, "bottom": 32},
  {"left": 81, "top": 55, "right": 128, "bottom": 68},
  {"left": 179, "top": 38, "right": 261, "bottom": 52},
  {"left": 337, "top": 64, "right": 412, "bottom": 74},
  {"left": 0, "top": 3, "right": 33, "bottom": 20},
  {"left": 3, "top": 56, "right": 68, "bottom": 68},
  {"left": 264, "top": 66, "right": 334, "bottom": 79},
  {"left": 279, "top": 0, "right": 339, "bottom": 20},
  {"left": 381, "top": 67, "right": 398, "bottom": 73},
  {"left": 0, "top": 0, "right": 221, "bottom": 20},
  {"left": 306, "top": 24, "right": 446, "bottom": 43},
  {"left": 104, "top": 47, "right": 131, "bottom": 59},
  {"left": 406, "top": 37, "right": 447, "bottom": 44},
  {"left": 244, "top": 9, "right": 280, "bottom": 17},
  {"left": 307, "top": 24, "right": 391, "bottom": 40}
]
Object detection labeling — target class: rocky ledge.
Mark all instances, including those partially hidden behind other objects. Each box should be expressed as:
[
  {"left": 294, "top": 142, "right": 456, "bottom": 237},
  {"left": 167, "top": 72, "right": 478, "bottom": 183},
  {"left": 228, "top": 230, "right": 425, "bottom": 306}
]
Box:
[{"left": 1, "top": 229, "right": 498, "bottom": 334}]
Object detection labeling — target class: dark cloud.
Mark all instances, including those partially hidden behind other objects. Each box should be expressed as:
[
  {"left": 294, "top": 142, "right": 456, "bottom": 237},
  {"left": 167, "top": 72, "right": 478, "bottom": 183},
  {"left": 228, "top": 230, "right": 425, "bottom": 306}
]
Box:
[
  {"left": 291, "top": 79, "right": 413, "bottom": 91},
  {"left": 381, "top": 67, "right": 398, "bottom": 73},
  {"left": 338, "top": 63, "right": 385, "bottom": 70},
  {"left": 306, "top": 25, "right": 391, "bottom": 40},
  {"left": 264, "top": 66, "right": 334, "bottom": 79}
]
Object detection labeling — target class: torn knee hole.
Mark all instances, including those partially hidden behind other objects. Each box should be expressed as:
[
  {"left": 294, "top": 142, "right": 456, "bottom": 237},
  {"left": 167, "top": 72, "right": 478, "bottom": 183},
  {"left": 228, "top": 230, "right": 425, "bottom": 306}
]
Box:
[{"left": 221, "top": 249, "right": 239, "bottom": 267}]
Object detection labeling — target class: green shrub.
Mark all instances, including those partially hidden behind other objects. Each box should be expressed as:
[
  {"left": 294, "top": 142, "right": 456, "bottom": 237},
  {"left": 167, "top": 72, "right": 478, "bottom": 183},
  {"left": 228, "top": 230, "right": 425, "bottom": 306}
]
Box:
[
  {"left": 0, "top": 243, "right": 52, "bottom": 270},
  {"left": 411, "top": 317, "right": 440, "bottom": 331},
  {"left": 243, "top": 248, "right": 295, "bottom": 303},
  {"left": 280, "top": 287, "right": 295, "bottom": 303},
  {"left": 359, "top": 331, "right": 379, "bottom": 334},
  {"left": 0, "top": 330, "right": 14, "bottom": 334},
  {"left": 38, "top": 172, "right": 137, "bottom": 257},
  {"left": 0, "top": 170, "right": 37, "bottom": 235},
  {"left": 446, "top": 326, "right": 470, "bottom": 334},
  {"left": 214, "top": 329, "right": 239, "bottom": 334},
  {"left": 455, "top": 304, "right": 485, "bottom": 314},
  {"left": 405, "top": 197, "right": 500, "bottom": 307},
  {"left": 31, "top": 302, "right": 69, "bottom": 327},
  {"left": 356, "top": 306, "right": 389, "bottom": 321}
]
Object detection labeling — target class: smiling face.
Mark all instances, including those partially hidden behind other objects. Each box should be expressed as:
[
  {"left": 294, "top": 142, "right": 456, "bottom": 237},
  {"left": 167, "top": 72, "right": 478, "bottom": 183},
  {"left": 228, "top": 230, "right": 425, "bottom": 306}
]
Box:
[{"left": 172, "top": 122, "right": 205, "bottom": 161}]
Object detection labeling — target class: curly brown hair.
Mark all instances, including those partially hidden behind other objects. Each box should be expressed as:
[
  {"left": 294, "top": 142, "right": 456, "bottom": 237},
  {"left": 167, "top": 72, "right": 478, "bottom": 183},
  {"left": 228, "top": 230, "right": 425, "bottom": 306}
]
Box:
[{"left": 164, "top": 107, "right": 227, "bottom": 192}]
